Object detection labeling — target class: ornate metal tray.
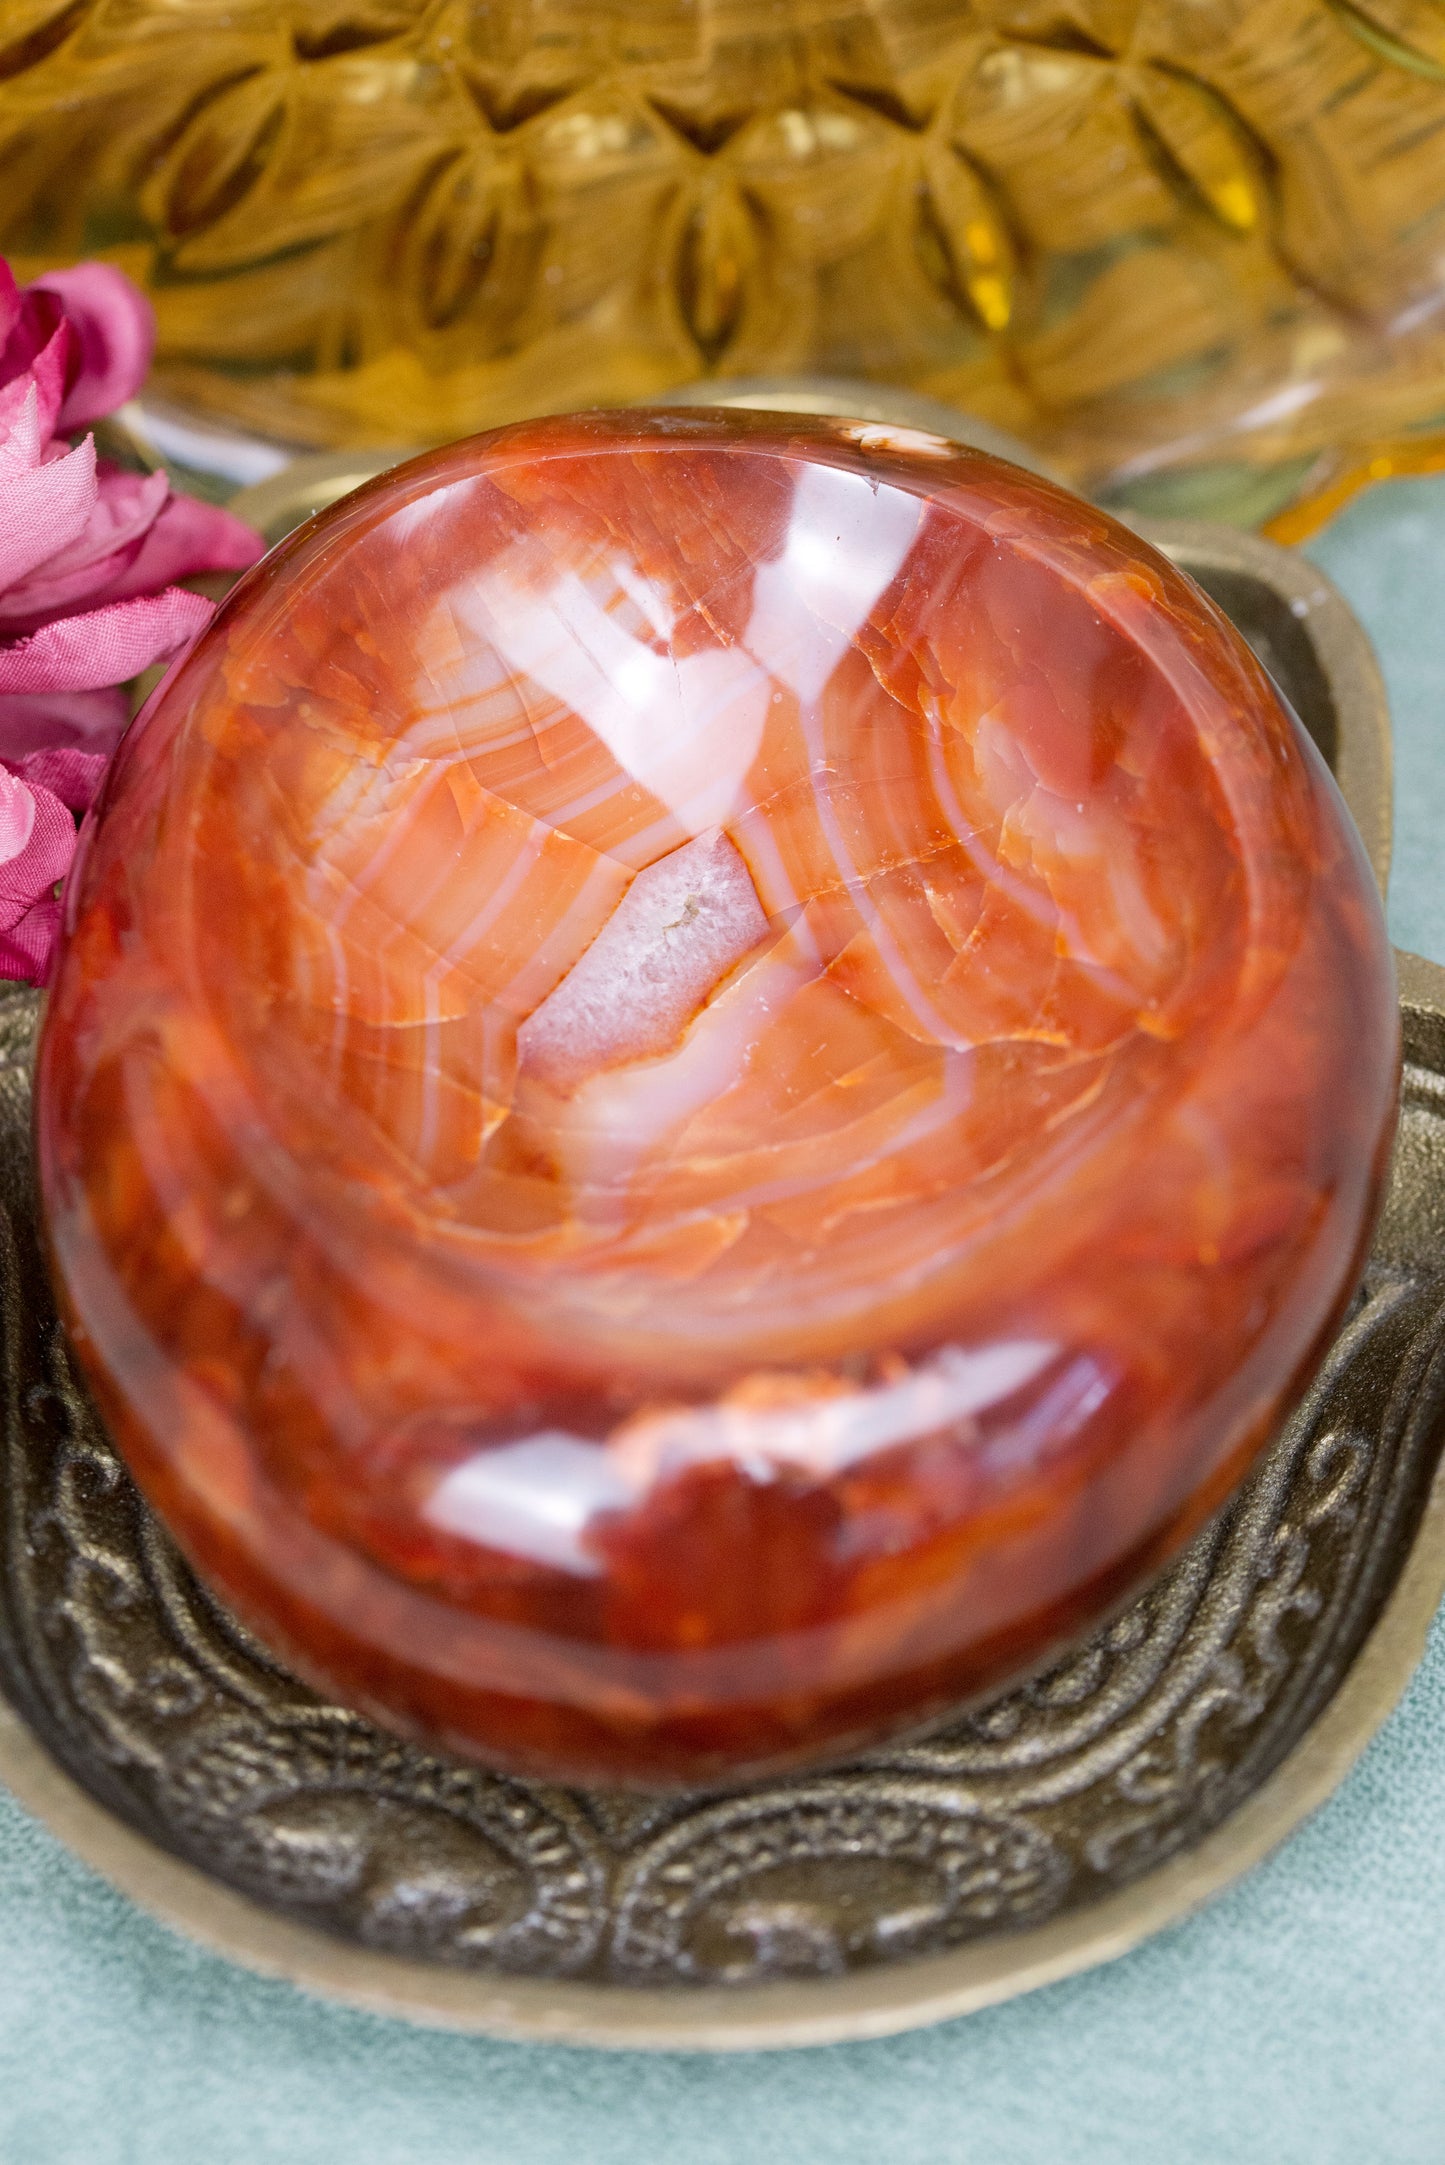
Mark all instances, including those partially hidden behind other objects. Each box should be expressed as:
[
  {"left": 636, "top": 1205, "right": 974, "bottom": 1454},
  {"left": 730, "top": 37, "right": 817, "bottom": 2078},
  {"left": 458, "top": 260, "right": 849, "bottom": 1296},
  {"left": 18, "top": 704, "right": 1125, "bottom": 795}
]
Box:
[{"left": 0, "top": 476, "right": 1435, "bottom": 2051}]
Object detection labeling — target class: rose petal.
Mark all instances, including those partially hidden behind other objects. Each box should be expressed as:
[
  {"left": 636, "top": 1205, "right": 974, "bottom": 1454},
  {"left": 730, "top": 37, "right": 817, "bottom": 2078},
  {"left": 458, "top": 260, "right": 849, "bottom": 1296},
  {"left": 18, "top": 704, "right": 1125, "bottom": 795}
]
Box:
[
  {"left": 0, "top": 587, "right": 213, "bottom": 694},
  {"left": 0, "top": 767, "right": 74, "bottom": 927},
  {"left": 8, "top": 745, "right": 109, "bottom": 813},
  {"left": 0, "top": 289, "right": 66, "bottom": 409},
  {"left": 0, "top": 686, "right": 129, "bottom": 758},
  {"left": 71, "top": 486, "right": 264, "bottom": 613},
  {"left": 126, "top": 488, "right": 263, "bottom": 579},
  {"left": 0, "top": 373, "right": 57, "bottom": 476},
  {"left": 31, "top": 264, "right": 156, "bottom": 431},
  {"left": 0, "top": 761, "right": 35, "bottom": 860},
  {"left": 0, "top": 464, "right": 170, "bottom": 631},
  {"left": 0, "top": 315, "right": 73, "bottom": 452},
  {"left": 0, "top": 430, "right": 98, "bottom": 592},
  {"left": 0, "top": 379, "right": 43, "bottom": 474},
  {"left": 0, "top": 887, "right": 62, "bottom": 982},
  {"left": 0, "top": 262, "right": 19, "bottom": 354}
]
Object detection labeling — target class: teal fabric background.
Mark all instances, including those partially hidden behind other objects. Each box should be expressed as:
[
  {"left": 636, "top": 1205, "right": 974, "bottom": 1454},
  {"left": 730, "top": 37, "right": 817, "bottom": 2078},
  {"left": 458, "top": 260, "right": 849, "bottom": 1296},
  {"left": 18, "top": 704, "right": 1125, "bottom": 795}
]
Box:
[{"left": 1, "top": 478, "right": 1443, "bottom": 2165}]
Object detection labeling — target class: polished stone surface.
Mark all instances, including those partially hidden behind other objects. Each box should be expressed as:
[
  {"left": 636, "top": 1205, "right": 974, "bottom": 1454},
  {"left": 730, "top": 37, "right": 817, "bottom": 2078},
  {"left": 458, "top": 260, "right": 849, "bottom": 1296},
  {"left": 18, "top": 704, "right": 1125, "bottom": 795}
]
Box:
[{"left": 36, "top": 412, "right": 1397, "bottom": 1786}]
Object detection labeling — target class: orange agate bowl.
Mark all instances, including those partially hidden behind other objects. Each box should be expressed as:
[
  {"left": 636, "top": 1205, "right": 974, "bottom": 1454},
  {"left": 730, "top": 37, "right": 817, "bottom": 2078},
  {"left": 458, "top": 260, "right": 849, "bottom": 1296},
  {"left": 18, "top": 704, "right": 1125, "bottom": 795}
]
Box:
[{"left": 36, "top": 410, "right": 1398, "bottom": 1787}]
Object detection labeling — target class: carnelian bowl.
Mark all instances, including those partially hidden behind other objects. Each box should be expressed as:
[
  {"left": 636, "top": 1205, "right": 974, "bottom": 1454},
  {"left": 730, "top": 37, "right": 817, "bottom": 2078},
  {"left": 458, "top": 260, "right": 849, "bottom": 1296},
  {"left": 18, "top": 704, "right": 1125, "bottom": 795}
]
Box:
[{"left": 36, "top": 411, "right": 1398, "bottom": 1788}]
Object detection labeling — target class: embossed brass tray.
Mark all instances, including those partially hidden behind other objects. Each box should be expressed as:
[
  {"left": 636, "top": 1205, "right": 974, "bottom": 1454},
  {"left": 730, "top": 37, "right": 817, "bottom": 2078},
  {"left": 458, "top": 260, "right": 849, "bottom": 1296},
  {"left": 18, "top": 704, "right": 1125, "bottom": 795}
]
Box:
[{"left": 0, "top": 448, "right": 1435, "bottom": 2050}]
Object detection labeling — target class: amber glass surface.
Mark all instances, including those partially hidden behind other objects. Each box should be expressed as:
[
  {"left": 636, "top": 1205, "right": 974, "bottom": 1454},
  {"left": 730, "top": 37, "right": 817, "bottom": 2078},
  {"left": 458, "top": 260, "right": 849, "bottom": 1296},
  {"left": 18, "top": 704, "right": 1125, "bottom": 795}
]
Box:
[
  {"left": 5, "top": 2, "right": 1445, "bottom": 496},
  {"left": 37, "top": 412, "right": 1397, "bottom": 1785}
]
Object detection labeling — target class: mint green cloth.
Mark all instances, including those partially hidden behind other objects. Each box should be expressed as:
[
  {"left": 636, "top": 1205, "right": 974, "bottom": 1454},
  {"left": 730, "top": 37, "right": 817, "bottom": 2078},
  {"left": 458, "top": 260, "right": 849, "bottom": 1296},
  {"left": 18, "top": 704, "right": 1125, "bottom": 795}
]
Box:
[{"left": 1, "top": 479, "right": 1443, "bottom": 2165}]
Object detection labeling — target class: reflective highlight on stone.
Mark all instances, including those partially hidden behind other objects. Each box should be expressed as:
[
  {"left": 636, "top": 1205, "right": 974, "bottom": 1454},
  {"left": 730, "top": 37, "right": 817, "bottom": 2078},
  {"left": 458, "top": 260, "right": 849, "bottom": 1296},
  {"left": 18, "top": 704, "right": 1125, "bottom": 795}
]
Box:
[{"left": 36, "top": 411, "right": 1398, "bottom": 1788}]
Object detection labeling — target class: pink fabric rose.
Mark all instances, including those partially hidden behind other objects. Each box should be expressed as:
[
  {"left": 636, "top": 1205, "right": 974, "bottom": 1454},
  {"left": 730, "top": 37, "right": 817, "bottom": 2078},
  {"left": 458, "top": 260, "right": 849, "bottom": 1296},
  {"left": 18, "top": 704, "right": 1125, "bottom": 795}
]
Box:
[{"left": 0, "top": 257, "right": 264, "bottom": 981}]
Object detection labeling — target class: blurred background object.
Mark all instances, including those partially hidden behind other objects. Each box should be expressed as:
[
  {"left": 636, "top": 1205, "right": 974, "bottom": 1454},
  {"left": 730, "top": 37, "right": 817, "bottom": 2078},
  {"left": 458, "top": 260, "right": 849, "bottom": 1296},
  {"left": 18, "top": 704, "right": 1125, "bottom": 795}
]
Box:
[{"left": 6, "top": 0, "right": 1445, "bottom": 519}]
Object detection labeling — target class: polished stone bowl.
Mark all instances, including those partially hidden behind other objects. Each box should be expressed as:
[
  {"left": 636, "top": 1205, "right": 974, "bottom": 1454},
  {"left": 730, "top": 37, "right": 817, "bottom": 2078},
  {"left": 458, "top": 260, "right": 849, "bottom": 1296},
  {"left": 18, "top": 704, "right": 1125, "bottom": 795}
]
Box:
[{"left": 36, "top": 409, "right": 1397, "bottom": 1787}]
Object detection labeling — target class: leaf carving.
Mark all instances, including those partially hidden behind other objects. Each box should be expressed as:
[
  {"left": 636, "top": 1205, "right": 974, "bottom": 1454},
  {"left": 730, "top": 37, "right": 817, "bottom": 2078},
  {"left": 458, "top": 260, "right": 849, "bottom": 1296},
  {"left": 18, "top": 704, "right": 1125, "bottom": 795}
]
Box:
[
  {"left": 403, "top": 145, "right": 537, "bottom": 337},
  {"left": 920, "top": 139, "right": 1015, "bottom": 331},
  {"left": 676, "top": 177, "right": 762, "bottom": 359},
  {"left": 142, "top": 52, "right": 467, "bottom": 272},
  {"left": 146, "top": 69, "right": 286, "bottom": 241},
  {"left": 1325, "top": 0, "right": 1445, "bottom": 79},
  {"left": 0, "top": 0, "right": 86, "bottom": 84},
  {"left": 292, "top": 15, "right": 418, "bottom": 62},
  {"left": 1131, "top": 68, "right": 1262, "bottom": 233}
]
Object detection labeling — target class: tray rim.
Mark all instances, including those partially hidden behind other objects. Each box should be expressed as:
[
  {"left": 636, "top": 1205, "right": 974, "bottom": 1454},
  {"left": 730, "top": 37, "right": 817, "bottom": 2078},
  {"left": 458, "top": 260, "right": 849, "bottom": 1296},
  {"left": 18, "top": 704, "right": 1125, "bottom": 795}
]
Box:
[{"left": 0, "top": 958, "right": 1440, "bottom": 2049}]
